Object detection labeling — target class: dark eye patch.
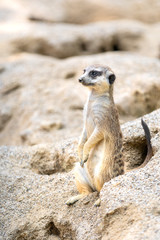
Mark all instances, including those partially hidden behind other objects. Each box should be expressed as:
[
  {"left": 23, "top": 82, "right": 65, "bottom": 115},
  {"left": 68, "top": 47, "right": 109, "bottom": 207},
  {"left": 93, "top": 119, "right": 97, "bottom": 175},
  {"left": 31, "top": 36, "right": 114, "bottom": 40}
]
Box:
[{"left": 89, "top": 70, "right": 102, "bottom": 78}]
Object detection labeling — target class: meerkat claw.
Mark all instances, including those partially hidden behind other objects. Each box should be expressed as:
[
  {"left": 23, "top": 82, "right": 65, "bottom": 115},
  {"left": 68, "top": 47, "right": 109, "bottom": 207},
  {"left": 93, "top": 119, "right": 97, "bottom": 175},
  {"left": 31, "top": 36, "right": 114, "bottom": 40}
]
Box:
[{"left": 80, "top": 159, "right": 84, "bottom": 167}]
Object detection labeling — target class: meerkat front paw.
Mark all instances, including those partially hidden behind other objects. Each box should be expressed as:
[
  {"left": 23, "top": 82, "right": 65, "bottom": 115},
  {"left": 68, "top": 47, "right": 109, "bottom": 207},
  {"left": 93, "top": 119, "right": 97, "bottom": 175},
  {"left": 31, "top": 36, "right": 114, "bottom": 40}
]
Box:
[{"left": 80, "top": 154, "right": 89, "bottom": 167}]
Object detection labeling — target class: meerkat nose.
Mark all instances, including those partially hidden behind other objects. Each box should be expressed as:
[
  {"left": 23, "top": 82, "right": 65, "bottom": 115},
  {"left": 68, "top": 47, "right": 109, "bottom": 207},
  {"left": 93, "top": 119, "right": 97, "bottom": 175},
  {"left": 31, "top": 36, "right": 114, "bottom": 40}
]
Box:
[{"left": 79, "top": 78, "right": 83, "bottom": 83}]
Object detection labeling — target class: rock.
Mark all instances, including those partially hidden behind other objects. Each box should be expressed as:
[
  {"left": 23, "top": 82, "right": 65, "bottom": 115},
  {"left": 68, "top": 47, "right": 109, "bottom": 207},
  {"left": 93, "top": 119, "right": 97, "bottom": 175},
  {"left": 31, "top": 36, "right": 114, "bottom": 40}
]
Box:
[
  {"left": 122, "top": 109, "right": 160, "bottom": 169},
  {"left": 0, "top": 52, "right": 160, "bottom": 146},
  {"left": 3, "top": 0, "right": 160, "bottom": 24},
  {"left": 0, "top": 107, "right": 12, "bottom": 131},
  {"left": 0, "top": 0, "right": 27, "bottom": 23},
  {"left": 39, "top": 120, "right": 64, "bottom": 131},
  {"left": 0, "top": 66, "right": 5, "bottom": 73},
  {"left": 0, "top": 109, "right": 160, "bottom": 240},
  {"left": 0, "top": 53, "right": 83, "bottom": 145},
  {"left": 58, "top": 52, "right": 160, "bottom": 119},
  {"left": 100, "top": 143, "right": 160, "bottom": 239},
  {"left": 1, "top": 0, "right": 160, "bottom": 238},
  {"left": 0, "top": 20, "right": 160, "bottom": 59},
  {"left": 30, "top": 140, "right": 78, "bottom": 175},
  {"left": 1, "top": 81, "right": 21, "bottom": 95}
]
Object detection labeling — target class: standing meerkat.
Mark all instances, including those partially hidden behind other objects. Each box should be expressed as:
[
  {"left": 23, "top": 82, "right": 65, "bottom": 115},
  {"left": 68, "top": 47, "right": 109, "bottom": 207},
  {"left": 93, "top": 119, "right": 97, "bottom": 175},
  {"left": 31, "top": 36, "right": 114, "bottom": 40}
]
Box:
[{"left": 66, "top": 65, "right": 153, "bottom": 206}]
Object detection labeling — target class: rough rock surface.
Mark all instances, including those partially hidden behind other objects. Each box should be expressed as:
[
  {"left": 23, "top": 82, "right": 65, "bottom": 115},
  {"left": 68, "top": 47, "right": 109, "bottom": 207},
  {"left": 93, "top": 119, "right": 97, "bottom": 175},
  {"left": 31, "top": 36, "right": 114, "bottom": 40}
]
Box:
[
  {"left": 0, "top": 20, "right": 160, "bottom": 59},
  {"left": 30, "top": 139, "right": 78, "bottom": 175},
  {"left": 0, "top": 109, "right": 160, "bottom": 240},
  {"left": 0, "top": 52, "right": 160, "bottom": 146}
]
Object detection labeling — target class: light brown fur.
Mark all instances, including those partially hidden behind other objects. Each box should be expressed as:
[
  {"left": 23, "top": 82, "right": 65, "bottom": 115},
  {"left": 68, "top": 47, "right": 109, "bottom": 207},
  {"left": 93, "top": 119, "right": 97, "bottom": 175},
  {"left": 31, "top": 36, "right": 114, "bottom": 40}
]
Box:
[{"left": 66, "top": 65, "right": 152, "bottom": 206}]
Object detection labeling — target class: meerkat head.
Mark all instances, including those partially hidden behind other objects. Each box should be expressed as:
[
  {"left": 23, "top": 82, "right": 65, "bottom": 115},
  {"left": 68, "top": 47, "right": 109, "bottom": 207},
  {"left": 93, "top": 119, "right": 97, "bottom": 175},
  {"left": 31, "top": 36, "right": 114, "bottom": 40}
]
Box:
[{"left": 78, "top": 65, "right": 116, "bottom": 93}]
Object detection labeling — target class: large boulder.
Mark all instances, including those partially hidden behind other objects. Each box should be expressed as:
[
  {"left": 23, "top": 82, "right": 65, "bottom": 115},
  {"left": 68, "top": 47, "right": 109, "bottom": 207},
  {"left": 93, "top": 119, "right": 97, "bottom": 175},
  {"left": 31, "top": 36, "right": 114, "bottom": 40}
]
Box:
[
  {"left": 0, "top": 53, "right": 83, "bottom": 145},
  {"left": 0, "top": 20, "right": 160, "bottom": 59},
  {"left": 0, "top": 52, "right": 160, "bottom": 146},
  {"left": 1, "top": 0, "right": 160, "bottom": 24},
  {"left": 0, "top": 109, "right": 160, "bottom": 240}
]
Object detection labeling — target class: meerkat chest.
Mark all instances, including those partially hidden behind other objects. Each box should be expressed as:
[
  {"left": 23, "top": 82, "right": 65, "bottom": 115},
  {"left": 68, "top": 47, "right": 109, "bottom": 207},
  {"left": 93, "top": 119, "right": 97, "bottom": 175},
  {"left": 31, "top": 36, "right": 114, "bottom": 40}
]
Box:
[
  {"left": 84, "top": 101, "right": 96, "bottom": 137},
  {"left": 84, "top": 94, "right": 110, "bottom": 137},
  {"left": 85, "top": 101, "right": 107, "bottom": 137}
]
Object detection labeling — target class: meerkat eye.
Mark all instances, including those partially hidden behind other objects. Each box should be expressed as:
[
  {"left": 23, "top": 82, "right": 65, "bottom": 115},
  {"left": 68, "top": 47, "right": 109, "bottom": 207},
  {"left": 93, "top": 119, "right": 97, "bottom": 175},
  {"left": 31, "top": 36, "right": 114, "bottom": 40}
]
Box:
[
  {"left": 90, "top": 70, "right": 98, "bottom": 77},
  {"left": 89, "top": 70, "right": 102, "bottom": 78}
]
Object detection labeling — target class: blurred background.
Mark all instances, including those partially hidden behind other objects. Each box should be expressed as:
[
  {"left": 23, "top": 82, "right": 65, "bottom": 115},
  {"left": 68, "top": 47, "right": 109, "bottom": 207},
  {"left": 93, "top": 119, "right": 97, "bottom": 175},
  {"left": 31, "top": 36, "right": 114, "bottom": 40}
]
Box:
[{"left": 0, "top": 0, "right": 160, "bottom": 146}]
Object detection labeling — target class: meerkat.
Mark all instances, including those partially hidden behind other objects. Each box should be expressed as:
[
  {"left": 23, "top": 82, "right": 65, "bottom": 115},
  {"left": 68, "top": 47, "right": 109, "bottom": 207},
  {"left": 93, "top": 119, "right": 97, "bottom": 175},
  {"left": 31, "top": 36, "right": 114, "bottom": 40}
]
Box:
[{"left": 66, "top": 65, "right": 153, "bottom": 206}]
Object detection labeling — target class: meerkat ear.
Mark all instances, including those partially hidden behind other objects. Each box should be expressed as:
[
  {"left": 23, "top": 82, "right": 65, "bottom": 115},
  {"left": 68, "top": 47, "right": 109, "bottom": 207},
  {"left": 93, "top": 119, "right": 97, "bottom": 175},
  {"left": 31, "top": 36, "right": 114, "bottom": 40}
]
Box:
[{"left": 108, "top": 73, "right": 116, "bottom": 84}]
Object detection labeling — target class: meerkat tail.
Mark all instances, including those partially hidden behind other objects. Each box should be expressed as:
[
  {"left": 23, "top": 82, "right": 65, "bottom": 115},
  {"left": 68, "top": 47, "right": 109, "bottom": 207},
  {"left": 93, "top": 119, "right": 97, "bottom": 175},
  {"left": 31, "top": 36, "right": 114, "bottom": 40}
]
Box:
[{"left": 139, "top": 119, "right": 153, "bottom": 168}]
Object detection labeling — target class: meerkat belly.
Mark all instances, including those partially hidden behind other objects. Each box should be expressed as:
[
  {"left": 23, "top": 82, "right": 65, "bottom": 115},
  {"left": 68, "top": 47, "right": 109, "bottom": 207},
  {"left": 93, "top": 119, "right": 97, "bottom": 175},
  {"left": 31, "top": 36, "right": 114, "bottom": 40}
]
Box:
[{"left": 87, "top": 139, "right": 105, "bottom": 181}]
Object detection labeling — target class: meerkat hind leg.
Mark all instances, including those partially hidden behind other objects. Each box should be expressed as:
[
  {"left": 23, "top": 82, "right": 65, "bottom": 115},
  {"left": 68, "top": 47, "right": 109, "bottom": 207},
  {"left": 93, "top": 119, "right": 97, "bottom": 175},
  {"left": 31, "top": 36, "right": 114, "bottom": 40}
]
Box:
[
  {"left": 66, "top": 193, "right": 88, "bottom": 205},
  {"left": 66, "top": 164, "right": 94, "bottom": 206},
  {"left": 65, "top": 179, "right": 92, "bottom": 205}
]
